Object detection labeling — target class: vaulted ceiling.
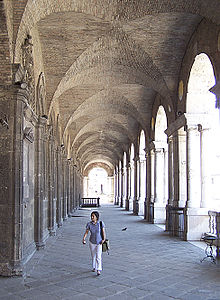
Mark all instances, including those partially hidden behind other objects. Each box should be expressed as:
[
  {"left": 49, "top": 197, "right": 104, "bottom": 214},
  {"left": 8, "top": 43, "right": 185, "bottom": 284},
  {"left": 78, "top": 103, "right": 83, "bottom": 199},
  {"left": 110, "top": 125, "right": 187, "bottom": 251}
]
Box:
[{"left": 12, "top": 0, "right": 220, "bottom": 171}]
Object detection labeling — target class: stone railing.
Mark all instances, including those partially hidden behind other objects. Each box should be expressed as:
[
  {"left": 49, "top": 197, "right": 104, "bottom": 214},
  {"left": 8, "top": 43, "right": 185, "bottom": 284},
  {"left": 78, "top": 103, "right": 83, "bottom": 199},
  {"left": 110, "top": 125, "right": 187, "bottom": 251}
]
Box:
[{"left": 81, "top": 197, "right": 100, "bottom": 208}]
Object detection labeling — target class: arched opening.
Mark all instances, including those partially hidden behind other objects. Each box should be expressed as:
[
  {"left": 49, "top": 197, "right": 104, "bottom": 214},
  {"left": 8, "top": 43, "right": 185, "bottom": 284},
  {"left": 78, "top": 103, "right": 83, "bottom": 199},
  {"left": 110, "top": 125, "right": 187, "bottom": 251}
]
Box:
[
  {"left": 154, "top": 105, "right": 168, "bottom": 224},
  {"left": 186, "top": 53, "right": 220, "bottom": 210},
  {"left": 139, "top": 130, "right": 146, "bottom": 215},
  {"left": 84, "top": 167, "right": 111, "bottom": 204}
]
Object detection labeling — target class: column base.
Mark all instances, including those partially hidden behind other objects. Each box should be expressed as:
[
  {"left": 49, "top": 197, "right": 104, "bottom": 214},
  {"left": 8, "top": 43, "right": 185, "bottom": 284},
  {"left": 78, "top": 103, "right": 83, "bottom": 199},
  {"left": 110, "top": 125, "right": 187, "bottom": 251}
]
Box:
[
  {"left": 128, "top": 197, "right": 133, "bottom": 211},
  {"left": 58, "top": 220, "right": 63, "bottom": 228},
  {"left": 153, "top": 204, "right": 166, "bottom": 224},
  {"left": 133, "top": 199, "right": 139, "bottom": 215},
  {"left": 138, "top": 198, "right": 145, "bottom": 216},
  {"left": 0, "top": 262, "right": 23, "bottom": 277},
  {"left": 120, "top": 196, "right": 124, "bottom": 208},
  {"left": 125, "top": 198, "right": 129, "bottom": 211},
  {"left": 145, "top": 200, "right": 154, "bottom": 223},
  {"left": 35, "top": 229, "right": 49, "bottom": 250},
  {"left": 185, "top": 208, "right": 209, "bottom": 241},
  {"left": 49, "top": 228, "right": 57, "bottom": 236}
]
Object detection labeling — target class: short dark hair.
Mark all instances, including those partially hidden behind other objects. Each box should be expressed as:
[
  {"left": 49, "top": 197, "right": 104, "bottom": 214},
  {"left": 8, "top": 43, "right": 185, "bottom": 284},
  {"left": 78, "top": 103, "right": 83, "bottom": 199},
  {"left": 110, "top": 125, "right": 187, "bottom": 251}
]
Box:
[{"left": 91, "top": 211, "right": 99, "bottom": 220}]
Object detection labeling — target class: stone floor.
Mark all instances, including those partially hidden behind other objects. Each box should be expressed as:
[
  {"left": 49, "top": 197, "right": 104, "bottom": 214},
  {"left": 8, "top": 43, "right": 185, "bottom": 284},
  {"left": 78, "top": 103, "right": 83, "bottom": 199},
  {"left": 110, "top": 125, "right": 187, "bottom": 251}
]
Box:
[{"left": 1, "top": 204, "right": 220, "bottom": 300}]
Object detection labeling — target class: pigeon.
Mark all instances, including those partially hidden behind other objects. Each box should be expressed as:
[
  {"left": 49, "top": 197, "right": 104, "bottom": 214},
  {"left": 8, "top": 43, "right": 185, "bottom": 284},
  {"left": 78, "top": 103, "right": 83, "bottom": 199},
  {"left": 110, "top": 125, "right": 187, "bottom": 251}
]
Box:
[{"left": 122, "top": 227, "right": 127, "bottom": 231}]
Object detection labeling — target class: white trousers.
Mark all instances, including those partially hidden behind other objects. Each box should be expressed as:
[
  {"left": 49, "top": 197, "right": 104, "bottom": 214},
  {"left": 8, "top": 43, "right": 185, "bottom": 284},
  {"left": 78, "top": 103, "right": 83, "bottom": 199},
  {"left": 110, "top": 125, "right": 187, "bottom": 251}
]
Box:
[{"left": 89, "top": 242, "right": 102, "bottom": 271}]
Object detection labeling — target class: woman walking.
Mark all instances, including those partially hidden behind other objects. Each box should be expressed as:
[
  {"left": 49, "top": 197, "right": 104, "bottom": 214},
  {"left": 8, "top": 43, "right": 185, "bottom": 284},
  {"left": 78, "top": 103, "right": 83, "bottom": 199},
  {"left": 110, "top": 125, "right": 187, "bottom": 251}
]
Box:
[{"left": 82, "top": 211, "right": 106, "bottom": 276}]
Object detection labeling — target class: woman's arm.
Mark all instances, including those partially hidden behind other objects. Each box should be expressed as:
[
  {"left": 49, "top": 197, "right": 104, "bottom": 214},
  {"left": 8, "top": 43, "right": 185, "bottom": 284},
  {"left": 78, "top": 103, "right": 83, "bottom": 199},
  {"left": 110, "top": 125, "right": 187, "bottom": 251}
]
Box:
[
  {"left": 82, "top": 229, "right": 89, "bottom": 244},
  {"left": 101, "top": 227, "right": 106, "bottom": 244}
]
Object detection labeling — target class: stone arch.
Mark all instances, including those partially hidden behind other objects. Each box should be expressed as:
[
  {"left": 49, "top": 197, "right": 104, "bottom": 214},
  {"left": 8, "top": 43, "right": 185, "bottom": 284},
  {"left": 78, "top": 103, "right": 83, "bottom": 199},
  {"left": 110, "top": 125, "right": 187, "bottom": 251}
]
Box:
[
  {"left": 151, "top": 94, "right": 174, "bottom": 141},
  {"left": 153, "top": 105, "right": 168, "bottom": 223},
  {"left": 186, "top": 52, "right": 220, "bottom": 210},
  {"left": 187, "top": 53, "right": 216, "bottom": 114},
  {"left": 83, "top": 162, "right": 114, "bottom": 177}
]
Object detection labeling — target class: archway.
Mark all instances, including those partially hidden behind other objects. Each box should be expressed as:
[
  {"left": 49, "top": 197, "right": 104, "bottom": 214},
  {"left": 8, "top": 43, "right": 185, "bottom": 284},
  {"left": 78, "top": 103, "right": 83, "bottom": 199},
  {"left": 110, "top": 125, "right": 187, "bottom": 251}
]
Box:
[
  {"left": 84, "top": 167, "right": 113, "bottom": 204},
  {"left": 186, "top": 53, "right": 220, "bottom": 210},
  {"left": 154, "top": 105, "right": 168, "bottom": 223}
]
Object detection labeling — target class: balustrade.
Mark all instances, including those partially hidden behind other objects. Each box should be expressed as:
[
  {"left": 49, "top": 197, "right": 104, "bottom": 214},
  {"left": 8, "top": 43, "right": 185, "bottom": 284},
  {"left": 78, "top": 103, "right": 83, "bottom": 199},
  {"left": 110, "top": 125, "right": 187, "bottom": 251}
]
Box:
[{"left": 81, "top": 197, "right": 100, "bottom": 208}]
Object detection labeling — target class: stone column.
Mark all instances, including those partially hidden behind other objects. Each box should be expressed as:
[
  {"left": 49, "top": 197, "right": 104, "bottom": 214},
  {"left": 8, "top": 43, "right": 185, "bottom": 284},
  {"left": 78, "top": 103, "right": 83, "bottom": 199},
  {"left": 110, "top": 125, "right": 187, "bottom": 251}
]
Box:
[
  {"left": 139, "top": 153, "right": 146, "bottom": 216},
  {"left": 56, "top": 147, "right": 63, "bottom": 227},
  {"left": 123, "top": 162, "right": 127, "bottom": 208},
  {"left": 62, "top": 157, "right": 68, "bottom": 221},
  {"left": 48, "top": 136, "right": 57, "bottom": 235},
  {"left": 0, "top": 86, "right": 25, "bottom": 276},
  {"left": 133, "top": 155, "right": 139, "bottom": 215},
  {"left": 117, "top": 165, "right": 120, "bottom": 205},
  {"left": 69, "top": 164, "right": 74, "bottom": 213},
  {"left": 154, "top": 145, "right": 166, "bottom": 224},
  {"left": 125, "top": 161, "right": 130, "bottom": 211},
  {"left": 185, "top": 121, "right": 209, "bottom": 240},
  {"left": 35, "top": 116, "right": 49, "bottom": 249},
  {"left": 150, "top": 144, "right": 155, "bottom": 221},
  {"left": 178, "top": 128, "right": 187, "bottom": 207},
  {"left": 120, "top": 163, "right": 124, "bottom": 208},
  {"left": 73, "top": 165, "right": 77, "bottom": 209},
  {"left": 200, "top": 126, "right": 212, "bottom": 208},
  {"left": 107, "top": 175, "right": 114, "bottom": 203},
  {"left": 75, "top": 168, "right": 79, "bottom": 208},
  {"left": 137, "top": 155, "right": 140, "bottom": 207},
  {"left": 129, "top": 159, "right": 133, "bottom": 211},
  {"left": 167, "top": 136, "right": 174, "bottom": 206},
  {"left": 66, "top": 161, "right": 71, "bottom": 217},
  {"left": 145, "top": 148, "right": 151, "bottom": 221},
  {"left": 186, "top": 125, "right": 201, "bottom": 208},
  {"left": 114, "top": 169, "right": 117, "bottom": 205}
]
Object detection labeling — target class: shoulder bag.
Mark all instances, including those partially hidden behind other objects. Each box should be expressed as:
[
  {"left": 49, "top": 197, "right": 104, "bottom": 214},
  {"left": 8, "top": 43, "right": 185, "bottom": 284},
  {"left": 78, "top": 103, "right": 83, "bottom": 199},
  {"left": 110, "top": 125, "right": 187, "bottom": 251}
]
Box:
[{"left": 100, "top": 221, "right": 110, "bottom": 254}]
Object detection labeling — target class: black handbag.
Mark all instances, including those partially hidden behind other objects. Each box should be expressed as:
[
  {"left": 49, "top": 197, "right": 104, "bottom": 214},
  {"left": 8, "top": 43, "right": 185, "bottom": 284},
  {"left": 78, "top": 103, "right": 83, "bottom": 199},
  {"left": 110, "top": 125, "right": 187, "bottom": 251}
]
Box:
[{"left": 100, "top": 221, "right": 110, "bottom": 254}]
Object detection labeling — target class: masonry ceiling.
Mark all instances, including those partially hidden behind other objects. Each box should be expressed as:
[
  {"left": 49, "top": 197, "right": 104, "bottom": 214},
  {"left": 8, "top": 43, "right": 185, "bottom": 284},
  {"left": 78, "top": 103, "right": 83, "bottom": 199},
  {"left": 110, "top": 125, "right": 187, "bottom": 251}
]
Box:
[{"left": 14, "top": 0, "right": 220, "bottom": 170}]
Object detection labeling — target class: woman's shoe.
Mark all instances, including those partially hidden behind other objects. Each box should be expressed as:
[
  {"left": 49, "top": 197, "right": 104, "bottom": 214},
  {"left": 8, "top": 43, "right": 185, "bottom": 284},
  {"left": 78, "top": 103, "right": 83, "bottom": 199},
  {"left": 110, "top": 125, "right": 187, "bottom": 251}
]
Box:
[
  {"left": 92, "top": 268, "right": 95, "bottom": 272},
  {"left": 97, "top": 271, "right": 101, "bottom": 276}
]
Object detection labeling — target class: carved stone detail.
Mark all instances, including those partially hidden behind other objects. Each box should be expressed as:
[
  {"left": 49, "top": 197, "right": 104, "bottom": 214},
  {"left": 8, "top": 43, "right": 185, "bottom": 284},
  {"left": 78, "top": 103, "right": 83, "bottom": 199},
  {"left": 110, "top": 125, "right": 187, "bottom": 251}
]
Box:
[
  {"left": 36, "top": 72, "right": 46, "bottom": 116},
  {"left": 21, "top": 35, "right": 35, "bottom": 111},
  {"left": 23, "top": 127, "right": 34, "bottom": 143}
]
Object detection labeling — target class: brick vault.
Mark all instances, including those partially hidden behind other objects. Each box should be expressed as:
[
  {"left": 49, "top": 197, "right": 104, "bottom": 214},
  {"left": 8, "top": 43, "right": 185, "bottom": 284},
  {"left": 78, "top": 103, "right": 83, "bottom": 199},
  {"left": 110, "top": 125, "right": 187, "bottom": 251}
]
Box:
[{"left": 0, "top": 0, "right": 220, "bottom": 276}]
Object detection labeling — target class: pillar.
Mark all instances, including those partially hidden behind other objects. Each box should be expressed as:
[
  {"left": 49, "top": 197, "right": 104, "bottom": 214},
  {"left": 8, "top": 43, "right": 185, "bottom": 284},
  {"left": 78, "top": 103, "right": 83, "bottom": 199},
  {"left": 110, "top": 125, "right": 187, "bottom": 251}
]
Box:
[
  {"left": 154, "top": 144, "right": 166, "bottom": 224},
  {"left": 139, "top": 153, "right": 146, "bottom": 216},
  {"left": 125, "top": 161, "right": 130, "bottom": 211},
  {"left": 48, "top": 136, "right": 57, "bottom": 235},
  {"left": 56, "top": 147, "right": 63, "bottom": 227},
  {"left": 120, "top": 162, "right": 124, "bottom": 207},
  {"left": 200, "top": 127, "right": 213, "bottom": 208},
  {"left": 35, "top": 116, "right": 49, "bottom": 249},
  {"left": 145, "top": 148, "right": 151, "bottom": 221},
  {"left": 185, "top": 121, "right": 209, "bottom": 240},
  {"left": 186, "top": 125, "right": 201, "bottom": 208},
  {"left": 133, "top": 155, "right": 139, "bottom": 215}
]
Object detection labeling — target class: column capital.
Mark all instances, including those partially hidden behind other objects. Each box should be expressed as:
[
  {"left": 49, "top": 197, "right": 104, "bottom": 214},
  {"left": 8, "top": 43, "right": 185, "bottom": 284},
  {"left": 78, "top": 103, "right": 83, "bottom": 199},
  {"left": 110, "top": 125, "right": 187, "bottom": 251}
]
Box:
[
  {"left": 165, "top": 114, "right": 186, "bottom": 137},
  {"left": 133, "top": 155, "right": 139, "bottom": 162}
]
